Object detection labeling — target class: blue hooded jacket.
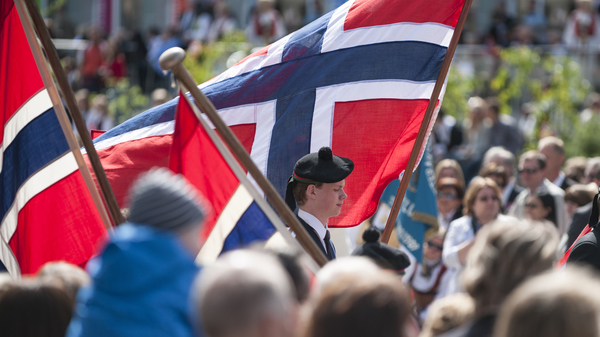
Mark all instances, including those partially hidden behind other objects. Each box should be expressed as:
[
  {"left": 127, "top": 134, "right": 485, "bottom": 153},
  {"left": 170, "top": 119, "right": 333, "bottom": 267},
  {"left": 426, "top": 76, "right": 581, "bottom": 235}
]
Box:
[{"left": 66, "top": 223, "right": 200, "bottom": 337}]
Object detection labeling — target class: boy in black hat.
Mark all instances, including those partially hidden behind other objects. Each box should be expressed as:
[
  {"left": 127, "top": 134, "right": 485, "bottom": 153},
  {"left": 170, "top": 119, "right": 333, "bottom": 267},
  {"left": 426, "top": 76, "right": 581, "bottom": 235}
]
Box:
[{"left": 285, "top": 147, "right": 354, "bottom": 260}]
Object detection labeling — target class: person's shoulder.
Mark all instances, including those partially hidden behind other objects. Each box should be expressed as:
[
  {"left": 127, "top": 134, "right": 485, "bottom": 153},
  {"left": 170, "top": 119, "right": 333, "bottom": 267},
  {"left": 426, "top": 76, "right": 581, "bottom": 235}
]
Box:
[
  {"left": 575, "top": 202, "right": 594, "bottom": 216},
  {"left": 570, "top": 229, "right": 600, "bottom": 255},
  {"left": 544, "top": 179, "right": 565, "bottom": 196},
  {"left": 448, "top": 216, "right": 471, "bottom": 231},
  {"left": 561, "top": 177, "right": 577, "bottom": 190}
]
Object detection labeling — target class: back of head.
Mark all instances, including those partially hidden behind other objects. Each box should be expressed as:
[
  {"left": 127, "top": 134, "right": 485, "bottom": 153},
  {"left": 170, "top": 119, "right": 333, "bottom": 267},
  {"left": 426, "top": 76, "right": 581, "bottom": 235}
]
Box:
[
  {"left": 0, "top": 280, "right": 73, "bottom": 337},
  {"left": 462, "top": 219, "right": 559, "bottom": 312},
  {"left": 420, "top": 293, "right": 475, "bottom": 337},
  {"left": 316, "top": 256, "right": 381, "bottom": 290},
  {"left": 128, "top": 168, "right": 208, "bottom": 232},
  {"left": 494, "top": 267, "right": 600, "bottom": 337},
  {"left": 304, "top": 270, "right": 410, "bottom": 337},
  {"left": 37, "top": 261, "right": 90, "bottom": 303},
  {"left": 195, "top": 250, "right": 296, "bottom": 337},
  {"left": 565, "top": 183, "right": 596, "bottom": 207}
]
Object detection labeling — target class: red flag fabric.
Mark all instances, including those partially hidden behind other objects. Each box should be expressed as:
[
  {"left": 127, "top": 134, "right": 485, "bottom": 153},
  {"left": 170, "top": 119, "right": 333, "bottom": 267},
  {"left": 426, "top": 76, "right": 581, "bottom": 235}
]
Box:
[
  {"left": 556, "top": 224, "right": 592, "bottom": 268},
  {"left": 168, "top": 92, "right": 281, "bottom": 261},
  {"left": 0, "top": 1, "right": 107, "bottom": 276}
]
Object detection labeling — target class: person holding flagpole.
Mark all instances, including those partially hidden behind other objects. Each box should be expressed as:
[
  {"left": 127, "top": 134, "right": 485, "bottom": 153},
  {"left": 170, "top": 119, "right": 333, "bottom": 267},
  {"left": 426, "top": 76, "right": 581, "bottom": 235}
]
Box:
[{"left": 285, "top": 147, "right": 354, "bottom": 260}]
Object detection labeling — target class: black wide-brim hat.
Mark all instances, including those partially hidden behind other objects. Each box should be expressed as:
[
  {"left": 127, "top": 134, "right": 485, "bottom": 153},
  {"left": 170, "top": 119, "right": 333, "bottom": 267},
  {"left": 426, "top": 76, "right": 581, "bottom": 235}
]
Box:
[{"left": 285, "top": 147, "right": 354, "bottom": 211}]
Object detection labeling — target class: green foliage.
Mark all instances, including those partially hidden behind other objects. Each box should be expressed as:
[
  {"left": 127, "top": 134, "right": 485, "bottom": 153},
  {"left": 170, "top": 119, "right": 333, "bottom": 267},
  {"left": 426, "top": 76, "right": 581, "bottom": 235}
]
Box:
[
  {"left": 490, "top": 47, "right": 590, "bottom": 154},
  {"left": 565, "top": 117, "right": 600, "bottom": 158},
  {"left": 443, "top": 66, "right": 473, "bottom": 120},
  {"left": 104, "top": 79, "right": 149, "bottom": 125},
  {"left": 444, "top": 46, "right": 591, "bottom": 157},
  {"left": 183, "top": 31, "right": 251, "bottom": 85}
]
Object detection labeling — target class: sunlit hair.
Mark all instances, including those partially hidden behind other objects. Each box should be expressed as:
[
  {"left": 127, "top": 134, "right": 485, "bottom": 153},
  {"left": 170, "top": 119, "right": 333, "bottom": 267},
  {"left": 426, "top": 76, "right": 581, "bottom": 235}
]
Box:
[
  {"left": 482, "top": 147, "right": 516, "bottom": 177},
  {"left": 494, "top": 267, "right": 600, "bottom": 337},
  {"left": 565, "top": 184, "right": 596, "bottom": 207},
  {"left": 462, "top": 219, "right": 559, "bottom": 312},
  {"left": 304, "top": 271, "right": 411, "bottom": 337},
  {"left": 420, "top": 293, "right": 475, "bottom": 337},
  {"left": 538, "top": 136, "right": 565, "bottom": 155},
  {"left": 519, "top": 150, "right": 547, "bottom": 170},
  {"left": 462, "top": 177, "right": 503, "bottom": 216},
  {"left": 434, "top": 159, "right": 466, "bottom": 190}
]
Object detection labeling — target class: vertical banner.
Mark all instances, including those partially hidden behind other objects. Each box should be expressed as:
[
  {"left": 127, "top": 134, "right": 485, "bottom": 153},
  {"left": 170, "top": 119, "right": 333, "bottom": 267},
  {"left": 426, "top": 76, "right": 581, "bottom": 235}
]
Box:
[{"left": 375, "top": 142, "right": 438, "bottom": 264}]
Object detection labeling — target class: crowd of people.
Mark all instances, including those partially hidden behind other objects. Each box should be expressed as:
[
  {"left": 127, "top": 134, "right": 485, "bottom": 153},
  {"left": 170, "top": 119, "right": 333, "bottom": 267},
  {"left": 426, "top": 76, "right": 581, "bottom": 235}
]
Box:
[
  {"left": 10, "top": 1, "right": 600, "bottom": 336},
  {"left": 3, "top": 160, "right": 600, "bottom": 337}
]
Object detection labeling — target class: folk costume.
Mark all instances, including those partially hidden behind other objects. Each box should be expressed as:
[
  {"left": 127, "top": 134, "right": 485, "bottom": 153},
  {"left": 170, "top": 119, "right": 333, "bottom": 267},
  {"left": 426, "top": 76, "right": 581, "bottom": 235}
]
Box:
[{"left": 285, "top": 147, "right": 354, "bottom": 260}]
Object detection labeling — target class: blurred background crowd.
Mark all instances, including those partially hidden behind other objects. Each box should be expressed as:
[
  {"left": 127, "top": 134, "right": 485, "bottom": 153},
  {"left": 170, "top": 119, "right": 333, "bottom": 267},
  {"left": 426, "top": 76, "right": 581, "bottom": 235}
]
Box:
[{"left": 43, "top": 0, "right": 600, "bottom": 154}]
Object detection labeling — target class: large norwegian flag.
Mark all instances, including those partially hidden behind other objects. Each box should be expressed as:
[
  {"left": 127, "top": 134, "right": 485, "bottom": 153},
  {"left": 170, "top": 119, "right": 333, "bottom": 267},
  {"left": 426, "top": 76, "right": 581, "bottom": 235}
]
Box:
[
  {"left": 169, "top": 91, "right": 296, "bottom": 262},
  {"left": 0, "top": 1, "right": 108, "bottom": 276},
  {"left": 90, "top": 0, "right": 464, "bottom": 228}
]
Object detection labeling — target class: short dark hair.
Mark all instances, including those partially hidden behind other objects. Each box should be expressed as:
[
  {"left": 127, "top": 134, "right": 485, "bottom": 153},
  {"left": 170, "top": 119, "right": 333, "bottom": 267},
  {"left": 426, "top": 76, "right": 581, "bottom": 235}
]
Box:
[
  {"left": 305, "top": 273, "right": 411, "bottom": 337},
  {"left": 486, "top": 97, "right": 500, "bottom": 115},
  {"left": 0, "top": 280, "right": 73, "bottom": 337},
  {"left": 519, "top": 150, "right": 547, "bottom": 170},
  {"left": 292, "top": 181, "right": 323, "bottom": 206}
]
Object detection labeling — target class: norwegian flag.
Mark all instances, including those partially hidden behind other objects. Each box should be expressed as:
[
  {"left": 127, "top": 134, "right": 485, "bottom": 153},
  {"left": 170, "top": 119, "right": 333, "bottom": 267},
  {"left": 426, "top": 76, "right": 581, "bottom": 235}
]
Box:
[
  {"left": 170, "top": 91, "right": 296, "bottom": 262},
  {"left": 0, "top": 1, "right": 108, "bottom": 276},
  {"left": 89, "top": 0, "right": 465, "bottom": 228}
]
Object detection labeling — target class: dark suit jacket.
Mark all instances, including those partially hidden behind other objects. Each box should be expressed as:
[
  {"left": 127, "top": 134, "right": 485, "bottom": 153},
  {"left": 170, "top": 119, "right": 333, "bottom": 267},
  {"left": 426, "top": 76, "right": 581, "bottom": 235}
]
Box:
[
  {"left": 560, "top": 177, "right": 577, "bottom": 191},
  {"left": 567, "top": 202, "right": 593, "bottom": 249},
  {"left": 567, "top": 224, "right": 600, "bottom": 272},
  {"left": 505, "top": 183, "right": 524, "bottom": 211},
  {"left": 297, "top": 216, "right": 336, "bottom": 260}
]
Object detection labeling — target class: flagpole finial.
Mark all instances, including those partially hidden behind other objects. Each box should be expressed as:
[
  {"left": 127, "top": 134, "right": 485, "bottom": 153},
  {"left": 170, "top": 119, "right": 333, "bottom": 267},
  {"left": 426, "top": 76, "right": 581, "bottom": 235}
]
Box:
[{"left": 159, "top": 47, "right": 186, "bottom": 72}]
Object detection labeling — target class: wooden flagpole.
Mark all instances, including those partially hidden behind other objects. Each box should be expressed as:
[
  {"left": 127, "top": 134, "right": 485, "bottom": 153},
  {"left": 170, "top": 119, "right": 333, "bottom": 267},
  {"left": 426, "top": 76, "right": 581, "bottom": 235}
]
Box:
[
  {"left": 21, "top": 0, "right": 124, "bottom": 226},
  {"left": 159, "top": 49, "right": 328, "bottom": 267},
  {"left": 14, "top": 0, "right": 115, "bottom": 230},
  {"left": 381, "top": 0, "right": 474, "bottom": 244},
  {"left": 176, "top": 82, "right": 320, "bottom": 272}
]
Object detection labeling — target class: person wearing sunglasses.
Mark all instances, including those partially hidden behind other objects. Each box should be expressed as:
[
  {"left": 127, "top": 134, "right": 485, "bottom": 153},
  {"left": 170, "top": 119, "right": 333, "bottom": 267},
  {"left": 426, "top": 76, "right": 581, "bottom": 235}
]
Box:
[
  {"left": 436, "top": 177, "right": 464, "bottom": 230},
  {"left": 403, "top": 229, "right": 451, "bottom": 323},
  {"left": 508, "top": 150, "right": 568, "bottom": 237},
  {"left": 442, "top": 177, "right": 512, "bottom": 296},
  {"left": 524, "top": 192, "right": 559, "bottom": 229}
]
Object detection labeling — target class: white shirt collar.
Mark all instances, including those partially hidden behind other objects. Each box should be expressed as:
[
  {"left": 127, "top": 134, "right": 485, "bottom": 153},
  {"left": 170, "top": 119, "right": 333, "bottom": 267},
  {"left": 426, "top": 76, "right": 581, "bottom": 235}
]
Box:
[
  {"left": 552, "top": 171, "right": 566, "bottom": 188},
  {"left": 298, "top": 209, "right": 328, "bottom": 249}
]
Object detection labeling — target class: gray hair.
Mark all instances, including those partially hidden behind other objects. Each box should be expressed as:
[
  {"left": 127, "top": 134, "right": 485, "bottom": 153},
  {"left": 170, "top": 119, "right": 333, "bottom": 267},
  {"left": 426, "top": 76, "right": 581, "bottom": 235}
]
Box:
[
  {"left": 494, "top": 267, "right": 600, "bottom": 337},
  {"left": 194, "top": 250, "right": 296, "bottom": 337},
  {"left": 482, "top": 147, "right": 516, "bottom": 176}
]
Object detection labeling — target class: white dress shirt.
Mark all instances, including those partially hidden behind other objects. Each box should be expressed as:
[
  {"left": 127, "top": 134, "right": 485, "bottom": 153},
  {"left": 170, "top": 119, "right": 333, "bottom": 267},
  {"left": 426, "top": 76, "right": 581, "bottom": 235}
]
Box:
[
  {"left": 552, "top": 171, "right": 566, "bottom": 189},
  {"left": 298, "top": 209, "right": 328, "bottom": 251}
]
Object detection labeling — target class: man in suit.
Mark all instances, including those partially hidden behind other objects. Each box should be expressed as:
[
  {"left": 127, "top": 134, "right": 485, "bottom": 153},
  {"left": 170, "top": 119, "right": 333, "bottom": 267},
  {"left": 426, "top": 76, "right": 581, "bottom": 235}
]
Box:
[
  {"left": 567, "top": 194, "right": 600, "bottom": 272},
  {"left": 566, "top": 157, "right": 600, "bottom": 248},
  {"left": 538, "top": 136, "right": 576, "bottom": 191},
  {"left": 482, "top": 147, "right": 524, "bottom": 211},
  {"left": 285, "top": 147, "right": 354, "bottom": 260},
  {"left": 509, "top": 150, "right": 568, "bottom": 235}
]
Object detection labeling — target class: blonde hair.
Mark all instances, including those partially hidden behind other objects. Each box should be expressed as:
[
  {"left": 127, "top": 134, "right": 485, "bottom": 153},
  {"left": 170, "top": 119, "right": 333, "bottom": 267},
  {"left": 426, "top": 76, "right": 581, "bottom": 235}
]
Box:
[
  {"left": 462, "top": 177, "right": 503, "bottom": 216},
  {"left": 434, "top": 159, "right": 466, "bottom": 190},
  {"left": 420, "top": 293, "right": 475, "bottom": 337},
  {"left": 462, "top": 219, "right": 559, "bottom": 312},
  {"left": 494, "top": 267, "right": 600, "bottom": 337}
]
